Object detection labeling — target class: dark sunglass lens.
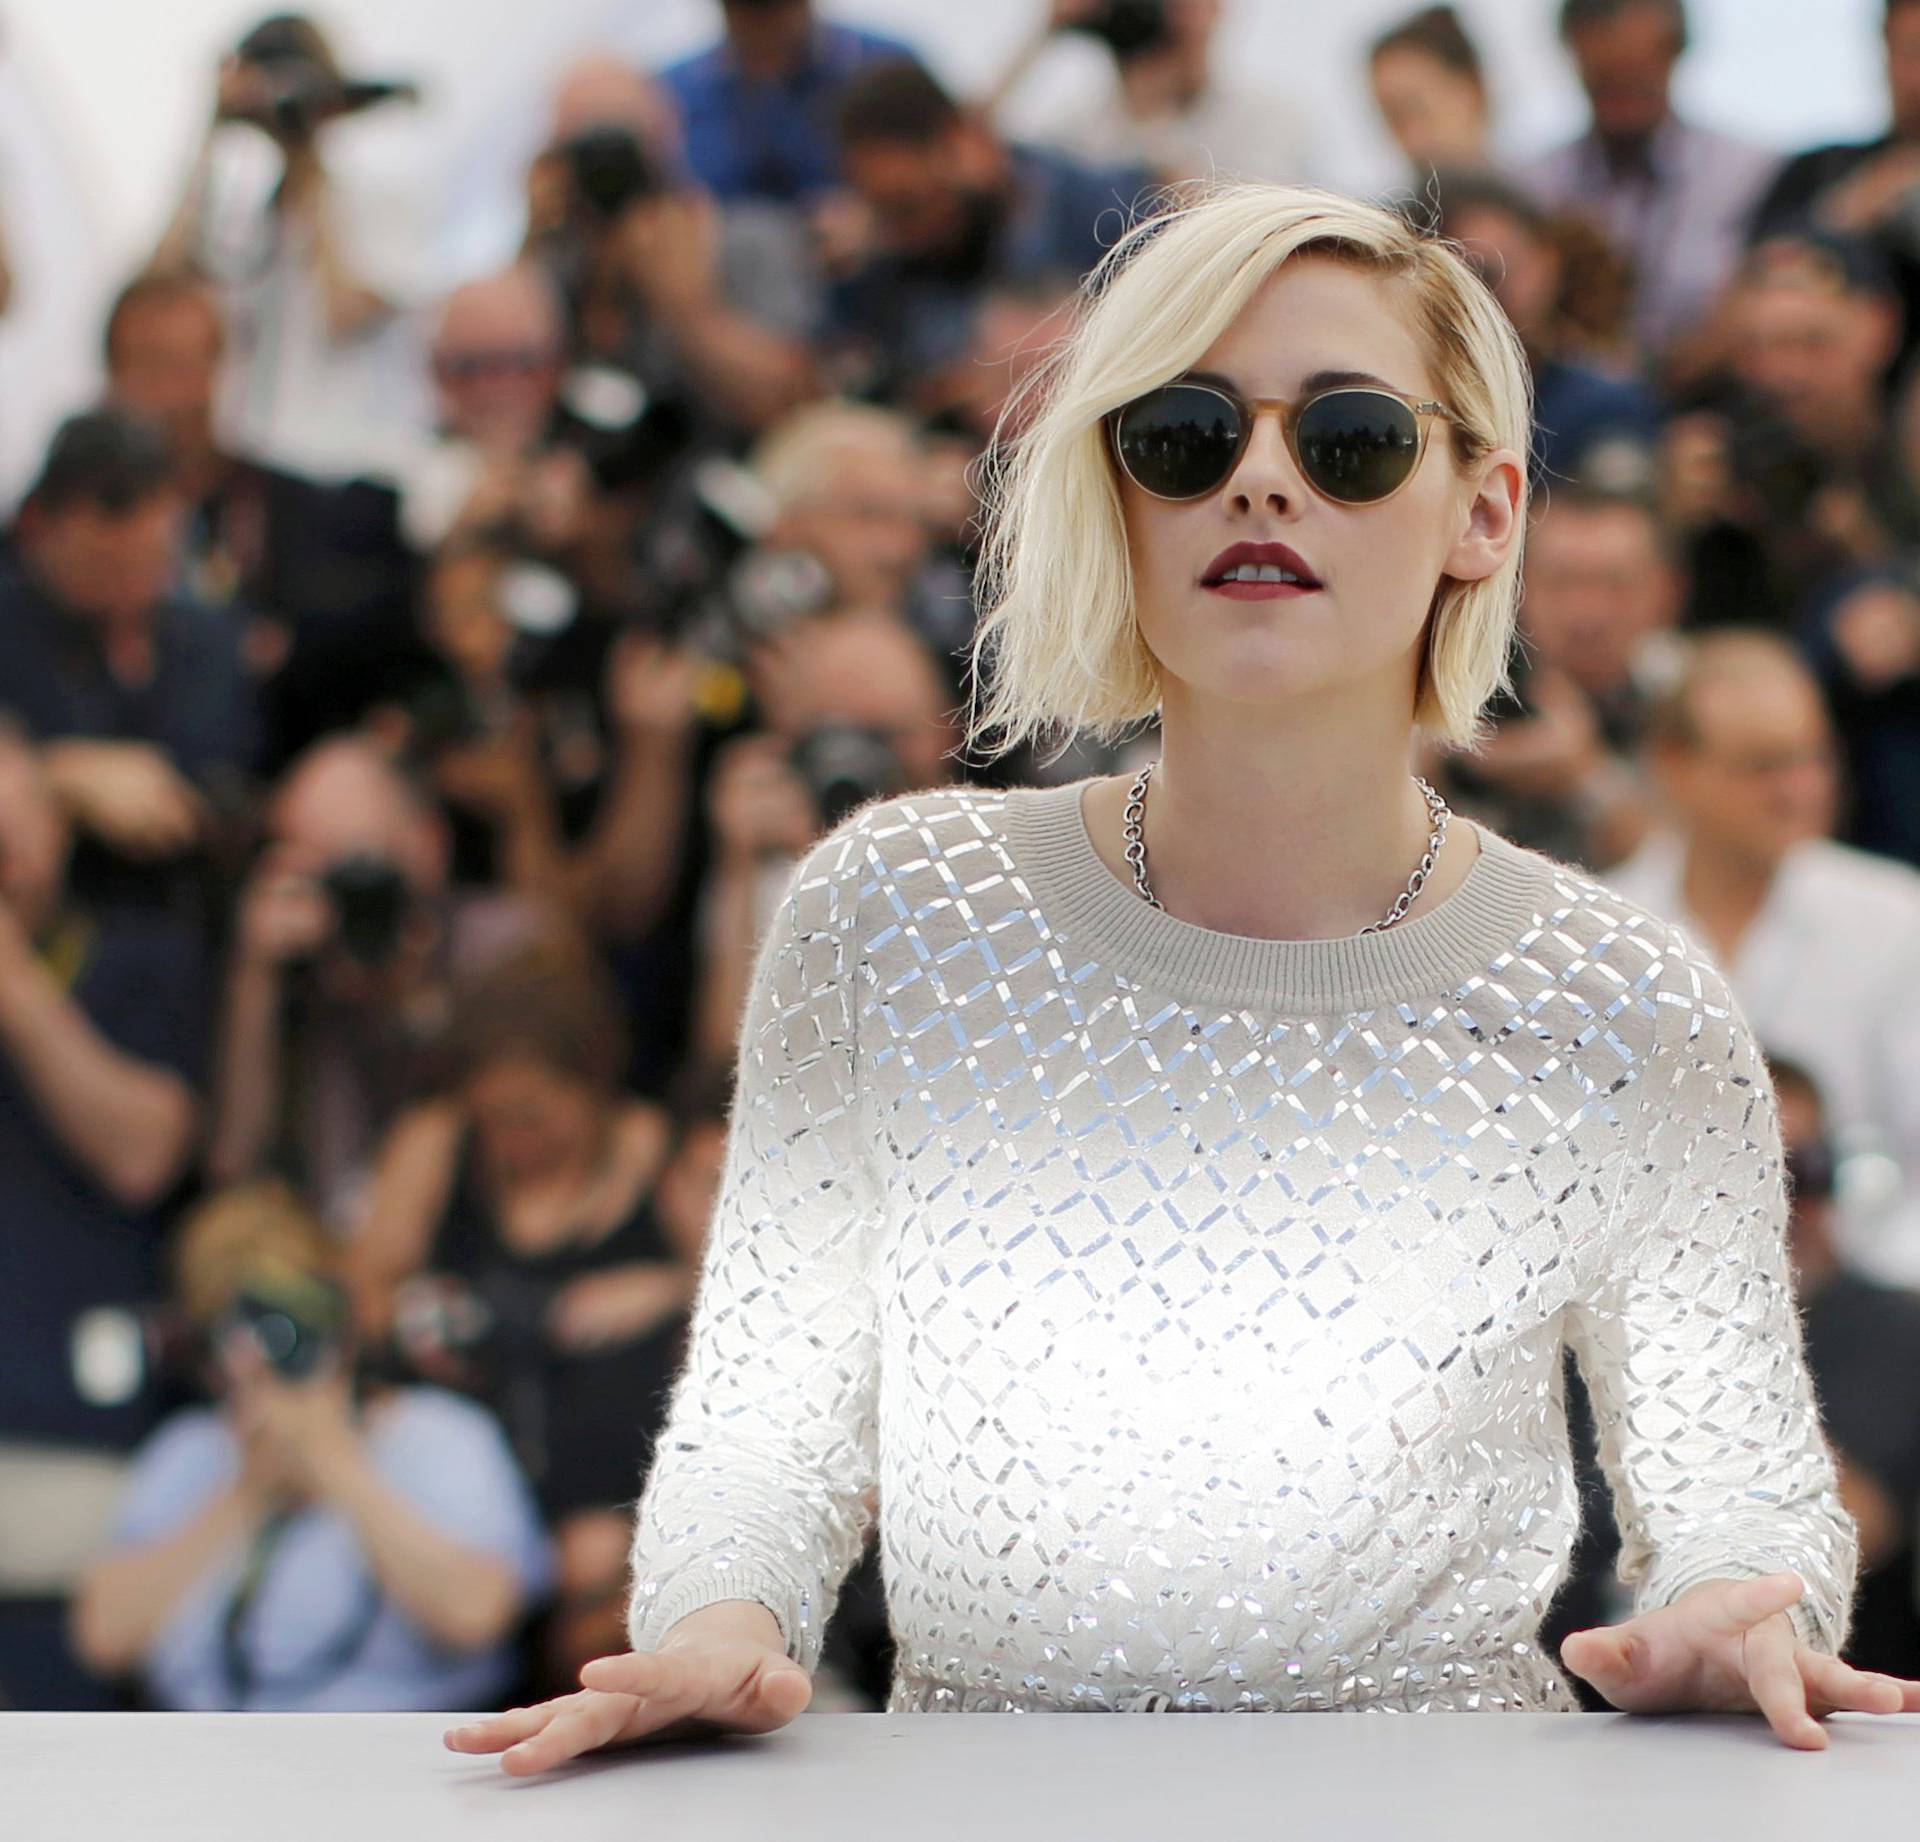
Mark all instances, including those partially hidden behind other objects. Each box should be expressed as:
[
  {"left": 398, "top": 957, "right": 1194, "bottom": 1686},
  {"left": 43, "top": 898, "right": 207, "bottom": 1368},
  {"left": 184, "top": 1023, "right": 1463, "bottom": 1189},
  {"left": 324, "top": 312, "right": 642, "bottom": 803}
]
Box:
[
  {"left": 1114, "top": 386, "right": 1240, "bottom": 498},
  {"left": 1295, "top": 392, "right": 1422, "bottom": 503}
]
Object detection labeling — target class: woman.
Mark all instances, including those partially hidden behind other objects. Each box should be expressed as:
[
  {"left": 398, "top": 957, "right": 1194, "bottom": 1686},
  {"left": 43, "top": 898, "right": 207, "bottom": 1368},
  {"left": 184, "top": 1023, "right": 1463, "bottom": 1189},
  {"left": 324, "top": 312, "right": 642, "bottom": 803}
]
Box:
[
  {"left": 347, "top": 941, "right": 703, "bottom": 1688},
  {"left": 449, "top": 178, "right": 1920, "bottom": 1772},
  {"left": 71, "top": 1180, "right": 553, "bottom": 1710}
]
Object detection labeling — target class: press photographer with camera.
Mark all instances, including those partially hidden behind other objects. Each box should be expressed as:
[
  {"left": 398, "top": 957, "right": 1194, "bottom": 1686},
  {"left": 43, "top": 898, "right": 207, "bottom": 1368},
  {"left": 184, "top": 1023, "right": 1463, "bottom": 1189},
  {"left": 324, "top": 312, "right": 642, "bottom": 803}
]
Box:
[
  {"left": 205, "top": 735, "right": 551, "bottom": 1226},
  {"left": 521, "top": 57, "right": 826, "bottom": 444},
  {"left": 69, "top": 1178, "right": 553, "bottom": 1710},
  {"left": 150, "top": 13, "right": 432, "bottom": 479},
  {"left": 342, "top": 943, "right": 703, "bottom": 1691},
  {"left": 690, "top": 604, "right": 959, "bottom": 1066}
]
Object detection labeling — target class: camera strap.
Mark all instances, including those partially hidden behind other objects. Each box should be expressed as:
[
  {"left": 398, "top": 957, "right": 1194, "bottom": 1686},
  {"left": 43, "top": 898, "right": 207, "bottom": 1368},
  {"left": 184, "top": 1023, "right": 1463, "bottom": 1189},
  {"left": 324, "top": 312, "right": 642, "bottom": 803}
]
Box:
[{"left": 217, "top": 1503, "right": 385, "bottom": 1703}]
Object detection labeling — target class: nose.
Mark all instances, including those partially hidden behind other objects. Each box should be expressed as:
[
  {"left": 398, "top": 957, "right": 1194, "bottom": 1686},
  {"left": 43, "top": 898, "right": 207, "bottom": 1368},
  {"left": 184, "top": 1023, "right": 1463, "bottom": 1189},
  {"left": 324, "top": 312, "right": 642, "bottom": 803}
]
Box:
[{"left": 1221, "top": 403, "right": 1303, "bottom": 514}]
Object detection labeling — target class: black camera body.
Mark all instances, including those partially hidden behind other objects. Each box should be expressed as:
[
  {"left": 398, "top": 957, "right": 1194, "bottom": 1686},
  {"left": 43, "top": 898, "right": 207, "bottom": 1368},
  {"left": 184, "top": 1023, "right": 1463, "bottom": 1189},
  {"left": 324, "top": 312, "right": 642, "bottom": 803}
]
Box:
[
  {"left": 319, "top": 853, "right": 410, "bottom": 968},
  {"left": 559, "top": 123, "right": 661, "bottom": 222},
  {"left": 1065, "top": 0, "right": 1175, "bottom": 60},
  {"left": 789, "top": 724, "right": 909, "bottom": 831}
]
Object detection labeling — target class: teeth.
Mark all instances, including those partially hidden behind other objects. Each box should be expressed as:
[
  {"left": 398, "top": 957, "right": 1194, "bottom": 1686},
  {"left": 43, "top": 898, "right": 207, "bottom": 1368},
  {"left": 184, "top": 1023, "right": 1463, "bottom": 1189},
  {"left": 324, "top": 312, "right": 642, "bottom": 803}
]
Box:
[{"left": 1218, "top": 562, "right": 1306, "bottom": 584}]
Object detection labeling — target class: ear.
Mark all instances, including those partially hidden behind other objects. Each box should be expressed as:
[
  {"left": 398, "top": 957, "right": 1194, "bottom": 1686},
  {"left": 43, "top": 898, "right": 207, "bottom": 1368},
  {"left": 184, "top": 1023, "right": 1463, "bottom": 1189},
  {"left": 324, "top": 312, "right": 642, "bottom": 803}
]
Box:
[{"left": 1443, "top": 446, "right": 1526, "bottom": 585}]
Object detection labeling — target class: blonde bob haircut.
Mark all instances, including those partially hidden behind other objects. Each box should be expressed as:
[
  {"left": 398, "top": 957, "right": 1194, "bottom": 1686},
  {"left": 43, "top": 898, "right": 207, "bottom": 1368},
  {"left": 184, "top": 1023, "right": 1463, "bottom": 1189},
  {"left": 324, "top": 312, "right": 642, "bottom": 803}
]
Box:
[{"left": 962, "top": 177, "right": 1534, "bottom": 765}]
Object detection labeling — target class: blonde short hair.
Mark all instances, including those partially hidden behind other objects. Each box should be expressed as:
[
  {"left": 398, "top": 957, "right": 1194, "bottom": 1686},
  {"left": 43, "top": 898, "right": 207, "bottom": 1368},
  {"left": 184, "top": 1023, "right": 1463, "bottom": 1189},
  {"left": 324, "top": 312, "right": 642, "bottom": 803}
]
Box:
[{"left": 962, "top": 178, "right": 1534, "bottom": 763}]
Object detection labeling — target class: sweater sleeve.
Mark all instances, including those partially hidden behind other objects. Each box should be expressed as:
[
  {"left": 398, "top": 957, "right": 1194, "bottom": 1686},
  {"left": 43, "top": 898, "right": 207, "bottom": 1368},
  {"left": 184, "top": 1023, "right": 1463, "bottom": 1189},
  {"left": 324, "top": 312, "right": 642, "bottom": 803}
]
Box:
[
  {"left": 1563, "top": 931, "right": 1859, "bottom": 1656},
  {"left": 625, "top": 813, "right": 884, "bottom": 1676}
]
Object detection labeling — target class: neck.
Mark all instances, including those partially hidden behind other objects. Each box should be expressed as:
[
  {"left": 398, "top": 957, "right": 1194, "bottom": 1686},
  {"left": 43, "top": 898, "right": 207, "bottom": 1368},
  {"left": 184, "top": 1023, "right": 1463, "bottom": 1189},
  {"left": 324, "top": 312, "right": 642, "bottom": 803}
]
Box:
[
  {"left": 1678, "top": 829, "right": 1780, "bottom": 953},
  {"left": 1120, "top": 686, "right": 1473, "bottom": 940}
]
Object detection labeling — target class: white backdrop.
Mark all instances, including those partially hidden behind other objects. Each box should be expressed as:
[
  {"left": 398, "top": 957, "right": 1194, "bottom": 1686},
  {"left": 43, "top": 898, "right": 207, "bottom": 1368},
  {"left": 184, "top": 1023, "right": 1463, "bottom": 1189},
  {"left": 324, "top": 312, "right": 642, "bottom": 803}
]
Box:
[{"left": 0, "top": 0, "right": 1894, "bottom": 494}]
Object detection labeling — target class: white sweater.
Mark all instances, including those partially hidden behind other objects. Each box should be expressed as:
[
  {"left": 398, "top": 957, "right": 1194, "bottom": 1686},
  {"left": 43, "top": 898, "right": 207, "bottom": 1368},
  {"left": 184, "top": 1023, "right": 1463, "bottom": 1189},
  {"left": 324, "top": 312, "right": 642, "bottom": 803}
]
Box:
[{"left": 625, "top": 776, "right": 1858, "bottom": 1713}]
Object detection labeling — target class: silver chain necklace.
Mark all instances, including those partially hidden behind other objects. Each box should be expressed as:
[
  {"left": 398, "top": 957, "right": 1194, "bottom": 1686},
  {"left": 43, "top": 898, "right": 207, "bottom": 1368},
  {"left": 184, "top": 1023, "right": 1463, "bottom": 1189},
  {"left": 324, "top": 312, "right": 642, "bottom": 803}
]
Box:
[{"left": 1120, "top": 759, "right": 1451, "bottom": 933}]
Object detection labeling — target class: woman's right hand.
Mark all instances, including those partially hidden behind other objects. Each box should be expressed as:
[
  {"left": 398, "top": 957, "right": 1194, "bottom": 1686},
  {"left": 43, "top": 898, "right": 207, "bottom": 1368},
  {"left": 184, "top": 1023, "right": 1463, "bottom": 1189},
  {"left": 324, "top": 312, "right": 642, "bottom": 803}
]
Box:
[{"left": 443, "top": 1634, "right": 813, "bottom": 1775}]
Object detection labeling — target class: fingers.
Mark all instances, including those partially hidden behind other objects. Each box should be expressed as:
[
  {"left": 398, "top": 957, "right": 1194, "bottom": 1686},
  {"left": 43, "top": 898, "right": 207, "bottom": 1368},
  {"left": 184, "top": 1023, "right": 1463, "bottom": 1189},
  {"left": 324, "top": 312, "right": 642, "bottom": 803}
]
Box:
[
  {"left": 1745, "top": 1641, "right": 1826, "bottom": 1750},
  {"left": 1559, "top": 1623, "right": 1640, "bottom": 1691},
  {"left": 1799, "top": 1650, "right": 1920, "bottom": 1717},
  {"left": 1714, "top": 1570, "right": 1807, "bottom": 1635},
  {"left": 443, "top": 1691, "right": 630, "bottom": 1776}
]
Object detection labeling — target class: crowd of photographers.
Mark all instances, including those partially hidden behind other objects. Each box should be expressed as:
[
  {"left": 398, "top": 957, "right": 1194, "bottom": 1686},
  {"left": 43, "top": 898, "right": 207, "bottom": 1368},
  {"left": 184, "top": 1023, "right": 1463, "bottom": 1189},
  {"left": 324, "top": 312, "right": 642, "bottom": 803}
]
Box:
[{"left": 2, "top": 0, "right": 1920, "bottom": 1715}]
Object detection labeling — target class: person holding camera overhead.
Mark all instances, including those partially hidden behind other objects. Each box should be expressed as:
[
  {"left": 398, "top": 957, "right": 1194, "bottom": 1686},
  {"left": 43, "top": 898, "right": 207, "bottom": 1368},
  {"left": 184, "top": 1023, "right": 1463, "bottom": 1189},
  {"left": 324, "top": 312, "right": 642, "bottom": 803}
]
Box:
[
  {"left": 151, "top": 13, "right": 434, "bottom": 482},
  {"left": 70, "top": 1179, "right": 554, "bottom": 1711}
]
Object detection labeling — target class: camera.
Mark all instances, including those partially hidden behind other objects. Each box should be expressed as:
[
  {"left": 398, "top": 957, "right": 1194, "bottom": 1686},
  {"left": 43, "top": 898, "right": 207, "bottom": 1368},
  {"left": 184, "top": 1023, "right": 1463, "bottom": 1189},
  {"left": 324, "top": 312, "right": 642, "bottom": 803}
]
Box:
[
  {"left": 1064, "top": 0, "right": 1175, "bottom": 60},
  {"left": 558, "top": 123, "right": 661, "bottom": 222},
  {"left": 228, "top": 21, "right": 419, "bottom": 144},
  {"left": 319, "top": 853, "right": 410, "bottom": 968},
  {"left": 633, "top": 455, "right": 836, "bottom": 658},
  {"left": 551, "top": 363, "right": 699, "bottom": 494},
  {"left": 790, "top": 724, "right": 910, "bottom": 830},
  {"left": 211, "top": 1263, "right": 352, "bottom": 1383}
]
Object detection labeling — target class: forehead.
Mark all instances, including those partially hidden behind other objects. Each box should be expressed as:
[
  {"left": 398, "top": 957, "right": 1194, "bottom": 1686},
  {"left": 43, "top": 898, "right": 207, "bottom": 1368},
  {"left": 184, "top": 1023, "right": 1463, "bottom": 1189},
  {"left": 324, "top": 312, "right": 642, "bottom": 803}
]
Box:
[
  {"left": 1191, "top": 257, "right": 1434, "bottom": 397},
  {"left": 1693, "top": 669, "right": 1826, "bottom": 740}
]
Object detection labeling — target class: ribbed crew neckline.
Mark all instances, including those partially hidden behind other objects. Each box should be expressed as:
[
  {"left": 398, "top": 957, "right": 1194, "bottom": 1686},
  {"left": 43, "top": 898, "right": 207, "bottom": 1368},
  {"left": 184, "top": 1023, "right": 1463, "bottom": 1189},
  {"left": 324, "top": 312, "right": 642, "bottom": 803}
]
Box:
[{"left": 1000, "top": 774, "right": 1549, "bottom": 1014}]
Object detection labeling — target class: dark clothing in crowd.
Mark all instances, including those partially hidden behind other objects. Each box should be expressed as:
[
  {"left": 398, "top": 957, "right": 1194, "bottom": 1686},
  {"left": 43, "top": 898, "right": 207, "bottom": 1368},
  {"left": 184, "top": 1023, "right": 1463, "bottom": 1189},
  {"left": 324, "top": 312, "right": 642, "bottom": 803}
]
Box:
[
  {"left": 658, "top": 19, "right": 920, "bottom": 205},
  {"left": 184, "top": 462, "right": 421, "bottom": 773},
  {"left": 0, "top": 559, "right": 257, "bottom": 789},
  {"left": 1802, "top": 1269, "right": 1920, "bottom": 1678},
  {"left": 0, "top": 912, "right": 208, "bottom": 1450},
  {"left": 424, "top": 1128, "right": 690, "bottom": 1523},
  {"left": 1800, "top": 568, "right": 1920, "bottom": 871},
  {"left": 1532, "top": 356, "right": 1662, "bottom": 486},
  {"left": 0, "top": 558, "right": 257, "bottom": 917}
]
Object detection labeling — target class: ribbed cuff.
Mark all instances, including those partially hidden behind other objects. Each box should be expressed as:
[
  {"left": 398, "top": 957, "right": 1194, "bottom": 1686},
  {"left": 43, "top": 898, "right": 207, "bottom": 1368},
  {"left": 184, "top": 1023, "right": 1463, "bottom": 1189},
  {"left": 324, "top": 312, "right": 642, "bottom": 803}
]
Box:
[
  {"left": 628, "top": 1562, "right": 823, "bottom": 1672},
  {"left": 1645, "top": 1557, "right": 1832, "bottom": 1654}
]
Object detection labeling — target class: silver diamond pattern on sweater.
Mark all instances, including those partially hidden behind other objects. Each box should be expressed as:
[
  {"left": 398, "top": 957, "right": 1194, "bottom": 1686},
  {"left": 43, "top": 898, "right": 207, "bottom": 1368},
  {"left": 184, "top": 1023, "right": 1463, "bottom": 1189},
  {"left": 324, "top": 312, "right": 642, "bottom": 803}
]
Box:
[{"left": 625, "top": 779, "right": 1858, "bottom": 1714}]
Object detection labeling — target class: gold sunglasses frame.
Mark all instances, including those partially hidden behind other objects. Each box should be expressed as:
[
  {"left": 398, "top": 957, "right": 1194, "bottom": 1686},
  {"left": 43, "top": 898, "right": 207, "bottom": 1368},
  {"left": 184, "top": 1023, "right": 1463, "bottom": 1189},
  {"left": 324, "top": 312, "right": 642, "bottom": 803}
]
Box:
[{"left": 1106, "top": 379, "right": 1456, "bottom": 507}]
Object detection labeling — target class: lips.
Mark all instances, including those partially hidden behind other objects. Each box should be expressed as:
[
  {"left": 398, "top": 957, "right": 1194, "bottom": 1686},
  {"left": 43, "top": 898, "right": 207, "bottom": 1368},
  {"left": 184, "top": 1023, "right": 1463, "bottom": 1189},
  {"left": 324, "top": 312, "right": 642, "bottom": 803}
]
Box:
[{"left": 1200, "top": 540, "right": 1322, "bottom": 588}]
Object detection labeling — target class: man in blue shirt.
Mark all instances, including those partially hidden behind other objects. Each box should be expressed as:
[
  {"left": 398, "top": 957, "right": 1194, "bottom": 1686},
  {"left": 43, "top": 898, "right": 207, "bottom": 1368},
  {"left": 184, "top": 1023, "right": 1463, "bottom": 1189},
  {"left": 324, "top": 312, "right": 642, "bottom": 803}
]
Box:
[{"left": 656, "top": 0, "right": 921, "bottom": 206}]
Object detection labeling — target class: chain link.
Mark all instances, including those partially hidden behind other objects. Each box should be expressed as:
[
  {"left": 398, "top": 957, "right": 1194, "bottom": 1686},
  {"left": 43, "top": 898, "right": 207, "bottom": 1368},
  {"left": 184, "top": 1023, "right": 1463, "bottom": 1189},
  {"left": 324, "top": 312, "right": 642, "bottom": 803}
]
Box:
[{"left": 1121, "top": 760, "right": 1451, "bottom": 933}]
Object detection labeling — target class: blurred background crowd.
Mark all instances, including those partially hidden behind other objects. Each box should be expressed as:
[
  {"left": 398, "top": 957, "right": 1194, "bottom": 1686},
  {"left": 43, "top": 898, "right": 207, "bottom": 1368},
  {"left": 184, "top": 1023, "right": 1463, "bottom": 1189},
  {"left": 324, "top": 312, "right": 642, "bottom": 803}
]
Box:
[{"left": 2, "top": 0, "right": 1919, "bottom": 1719}]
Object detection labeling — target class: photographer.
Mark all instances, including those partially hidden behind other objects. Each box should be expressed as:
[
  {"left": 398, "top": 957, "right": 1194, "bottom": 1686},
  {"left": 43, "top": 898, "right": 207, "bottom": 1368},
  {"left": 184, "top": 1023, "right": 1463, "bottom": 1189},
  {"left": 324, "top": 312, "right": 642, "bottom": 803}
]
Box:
[
  {"left": 102, "top": 269, "right": 419, "bottom": 772},
  {"left": 522, "top": 57, "right": 826, "bottom": 443},
  {"left": 1669, "top": 229, "right": 1920, "bottom": 631},
  {"left": 691, "top": 605, "right": 959, "bottom": 1065},
  {"left": 0, "top": 720, "right": 204, "bottom": 1709},
  {"left": 70, "top": 1179, "right": 553, "bottom": 1710},
  {"left": 0, "top": 410, "right": 257, "bottom": 922},
  {"left": 151, "top": 14, "right": 432, "bottom": 479},
  {"left": 343, "top": 944, "right": 700, "bottom": 1692},
  {"left": 205, "top": 735, "right": 549, "bottom": 1225}
]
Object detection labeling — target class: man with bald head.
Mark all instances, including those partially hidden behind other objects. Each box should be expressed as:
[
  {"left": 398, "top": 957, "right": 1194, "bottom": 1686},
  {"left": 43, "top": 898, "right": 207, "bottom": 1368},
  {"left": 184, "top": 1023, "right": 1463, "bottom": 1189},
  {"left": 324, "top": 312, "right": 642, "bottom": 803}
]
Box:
[
  {"left": 519, "top": 54, "right": 826, "bottom": 438},
  {"left": 1604, "top": 628, "right": 1920, "bottom": 1287}
]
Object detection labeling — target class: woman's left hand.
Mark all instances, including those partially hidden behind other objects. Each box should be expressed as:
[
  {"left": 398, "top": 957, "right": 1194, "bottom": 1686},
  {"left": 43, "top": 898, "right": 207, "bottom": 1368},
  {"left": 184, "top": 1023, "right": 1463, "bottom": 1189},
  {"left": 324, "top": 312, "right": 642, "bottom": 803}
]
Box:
[{"left": 1560, "top": 1571, "right": 1920, "bottom": 1748}]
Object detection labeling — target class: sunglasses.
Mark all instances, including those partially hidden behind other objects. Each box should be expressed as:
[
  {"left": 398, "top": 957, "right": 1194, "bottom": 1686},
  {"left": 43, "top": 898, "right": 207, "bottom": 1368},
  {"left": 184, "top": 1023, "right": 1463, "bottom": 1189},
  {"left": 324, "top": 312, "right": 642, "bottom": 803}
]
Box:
[{"left": 1107, "top": 377, "right": 1457, "bottom": 507}]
